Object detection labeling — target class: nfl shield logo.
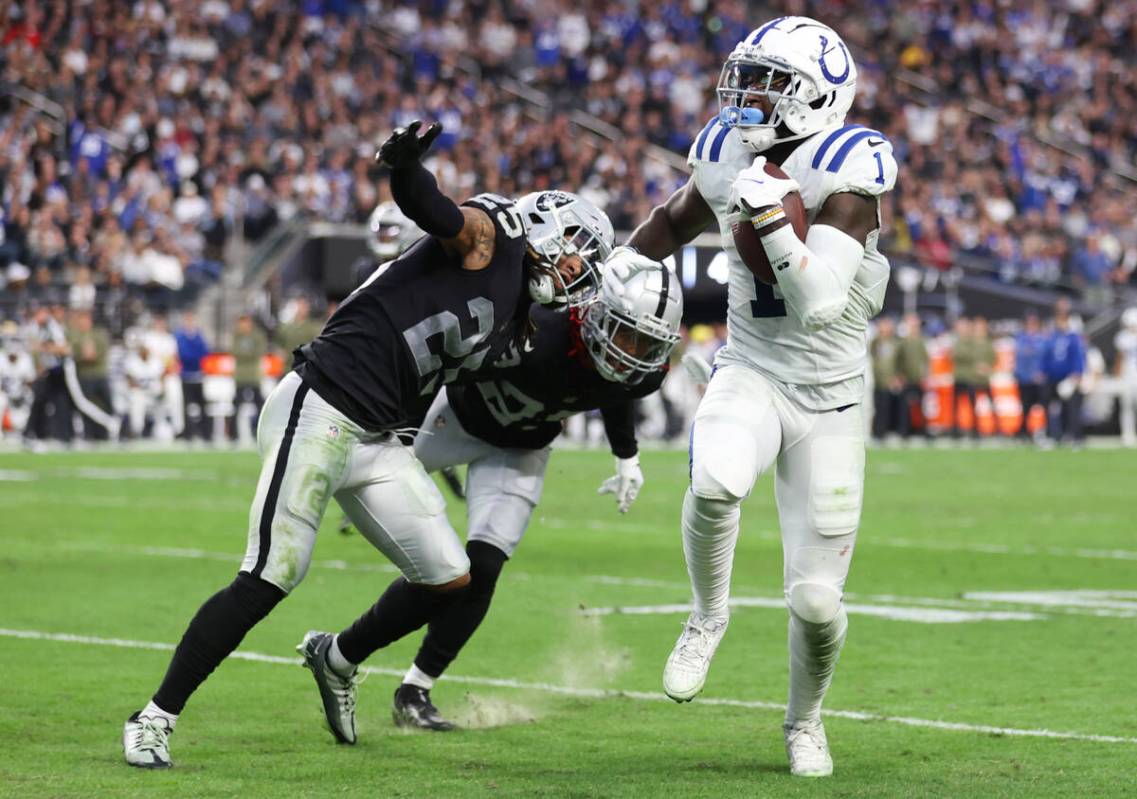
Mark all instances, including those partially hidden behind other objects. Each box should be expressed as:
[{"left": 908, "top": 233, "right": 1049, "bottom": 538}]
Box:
[{"left": 327, "top": 424, "right": 340, "bottom": 439}]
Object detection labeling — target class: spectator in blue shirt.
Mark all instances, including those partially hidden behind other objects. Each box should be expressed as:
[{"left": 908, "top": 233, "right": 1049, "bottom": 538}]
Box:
[
  {"left": 175, "top": 310, "right": 211, "bottom": 442},
  {"left": 1013, "top": 312, "right": 1047, "bottom": 440},
  {"left": 1041, "top": 299, "right": 1086, "bottom": 444}
]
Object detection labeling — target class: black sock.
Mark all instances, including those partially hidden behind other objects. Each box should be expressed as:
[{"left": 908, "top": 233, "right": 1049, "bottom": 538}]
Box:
[
  {"left": 336, "top": 576, "right": 468, "bottom": 665},
  {"left": 414, "top": 541, "right": 507, "bottom": 678},
  {"left": 152, "top": 572, "right": 285, "bottom": 714}
]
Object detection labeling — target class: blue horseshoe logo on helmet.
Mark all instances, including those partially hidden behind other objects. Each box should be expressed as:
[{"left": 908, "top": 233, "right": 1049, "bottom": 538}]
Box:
[{"left": 818, "top": 35, "right": 850, "bottom": 84}]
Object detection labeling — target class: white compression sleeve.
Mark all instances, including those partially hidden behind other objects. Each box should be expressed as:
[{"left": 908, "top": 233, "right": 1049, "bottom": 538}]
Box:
[{"left": 759, "top": 223, "right": 865, "bottom": 330}]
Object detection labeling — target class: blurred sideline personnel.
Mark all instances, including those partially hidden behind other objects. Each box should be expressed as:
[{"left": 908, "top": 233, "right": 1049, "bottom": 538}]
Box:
[
  {"left": 175, "top": 312, "right": 210, "bottom": 442},
  {"left": 608, "top": 17, "right": 897, "bottom": 777},
  {"left": 302, "top": 204, "right": 660, "bottom": 736},
  {"left": 951, "top": 317, "right": 996, "bottom": 441},
  {"left": 123, "top": 121, "right": 609, "bottom": 768},
  {"left": 895, "top": 313, "right": 929, "bottom": 440},
  {"left": 869, "top": 317, "right": 899, "bottom": 440},
  {"left": 229, "top": 311, "right": 268, "bottom": 443},
  {"left": 23, "top": 304, "right": 118, "bottom": 446},
  {"left": 67, "top": 310, "right": 113, "bottom": 441},
  {"left": 0, "top": 321, "right": 36, "bottom": 437},
  {"left": 1042, "top": 298, "right": 1086, "bottom": 445},
  {"left": 1116, "top": 307, "right": 1137, "bottom": 448},
  {"left": 1013, "top": 312, "right": 1047, "bottom": 442}
]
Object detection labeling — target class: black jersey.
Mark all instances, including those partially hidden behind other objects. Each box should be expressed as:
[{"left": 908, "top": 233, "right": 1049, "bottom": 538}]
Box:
[
  {"left": 295, "top": 194, "right": 529, "bottom": 432},
  {"left": 446, "top": 305, "right": 665, "bottom": 456}
]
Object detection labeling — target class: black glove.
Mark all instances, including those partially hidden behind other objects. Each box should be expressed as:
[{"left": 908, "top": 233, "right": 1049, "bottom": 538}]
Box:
[{"left": 376, "top": 120, "right": 443, "bottom": 169}]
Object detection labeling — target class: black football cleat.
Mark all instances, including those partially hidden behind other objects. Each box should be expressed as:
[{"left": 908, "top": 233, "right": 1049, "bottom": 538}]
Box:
[{"left": 392, "top": 683, "right": 455, "bottom": 731}]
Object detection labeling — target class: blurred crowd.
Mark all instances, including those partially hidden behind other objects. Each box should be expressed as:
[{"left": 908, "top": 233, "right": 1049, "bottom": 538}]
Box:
[{"left": 4, "top": 0, "right": 1137, "bottom": 328}]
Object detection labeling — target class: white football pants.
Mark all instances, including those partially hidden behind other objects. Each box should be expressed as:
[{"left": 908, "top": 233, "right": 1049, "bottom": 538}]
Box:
[
  {"left": 240, "top": 372, "right": 469, "bottom": 592},
  {"left": 413, "top": 387, "right": 550, "bottom": 557},
  {"left": 686, "top": 364, "right": 864, "bottom": 724}
]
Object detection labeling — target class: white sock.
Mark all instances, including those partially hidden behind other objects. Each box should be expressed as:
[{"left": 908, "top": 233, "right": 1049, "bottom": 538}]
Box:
[
  {"left": 142, "top": 700, "right": 178, "bottom": 727},
  {"left": 327, "top": 635, "right": 356, "bottom": 677},
  {"left": 681, "top": 489, "right": 739, "bottom": 621},
  {"left": 403, "top": 663, "right": 435, "bottom": 691},
  {"left": 786, "top": 607, "right": 848, "bottom": 724}
]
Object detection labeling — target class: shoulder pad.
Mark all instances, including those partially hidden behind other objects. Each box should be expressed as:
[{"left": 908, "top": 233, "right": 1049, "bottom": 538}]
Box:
[
  {"left": 464, "top": 193, "right": 516, "bottom": 214},
  {"left": 687, "top": 116, "right": 746, "bottom": 167},
  {"left": 794, "top": 124, "right": 897, "bottom": 198},
  {"left": 463, "top": 193, "right": 525, "bottom": 243}
]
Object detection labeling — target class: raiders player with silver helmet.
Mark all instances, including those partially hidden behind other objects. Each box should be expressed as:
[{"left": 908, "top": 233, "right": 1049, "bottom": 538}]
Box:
[
  {"left": 605, "top": 17, "right": 898, "bottom": 777},
  {"left": 121, "top": 121, "right": 607, "bottom": 769},
  {"left": 518, "top": 189, "right": 614, "bottom": 308},
  {"left": 297, "top": 255, "right": 680, "bottom": 735}
]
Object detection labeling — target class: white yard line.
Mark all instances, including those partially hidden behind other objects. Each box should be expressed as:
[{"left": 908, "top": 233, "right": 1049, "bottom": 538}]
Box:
[
  {"left": 582, "top": 598, "right": 1044, "bottom": 624},
  {"left": 1, "top": 626, "right": 1133, "bottom": 746},
  {"left": 536, "top": 518, "right": 1137, "bottom": 562},
  {"left": 20, "top": 542, "right": 1137, "bottom": 620}
]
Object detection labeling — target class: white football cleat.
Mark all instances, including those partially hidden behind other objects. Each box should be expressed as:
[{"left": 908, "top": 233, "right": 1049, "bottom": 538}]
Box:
[
  {"left": 123, "top": 711, "right": 173, "bottom": 769},
  {"left": 662, "top": 613, "right": 728, "bottom": 702},
  {"left": 784, "top": 719, "right": 833, "bottom": 777}
]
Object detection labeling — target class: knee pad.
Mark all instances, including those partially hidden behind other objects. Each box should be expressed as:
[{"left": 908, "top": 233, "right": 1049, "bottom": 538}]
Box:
[
  {"left": 784, "top": 544, "right": 851, "bottom": 624},
  {"left": 684, "top": 490, "right": 740, "bottom": 532},
  {"left": 787, "top": 582, "right": 842, "bottom": 625},
  {"left": 466, "top": 540, "right": 507, "bottom": 598}
]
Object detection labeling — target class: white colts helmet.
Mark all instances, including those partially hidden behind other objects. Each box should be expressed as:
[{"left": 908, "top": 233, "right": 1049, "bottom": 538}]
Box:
[
  {"left": 367, "top": 201, "right": 424, "bottom": 259},
  {"left": 518, "top": 191, "right": 615, "bottom": 308},
  {"left": 583, "top": 260, "right": 683, "bottom": 384},
  {"left": 717, "top": 16, "right": 857, "bottom": 153}
]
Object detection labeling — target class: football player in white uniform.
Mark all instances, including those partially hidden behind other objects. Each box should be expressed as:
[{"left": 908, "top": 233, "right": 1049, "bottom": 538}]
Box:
[
  {"left": 606, "top": 17, "right": 897, "bottom": 777},
  {"left": 1115, "top": 307, "right": 1137, "bottom": 447}
]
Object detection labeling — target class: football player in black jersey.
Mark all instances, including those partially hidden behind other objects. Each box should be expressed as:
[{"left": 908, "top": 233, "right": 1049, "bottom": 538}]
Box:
[
  {"left": 301, "top": 252, "right": 683, "bottom": 734},
  {"left": 122, "top": 121, "right": 614, "bottom": 768},
  {"left": 339, "top": 200, "right": 466, "bottom": 506}
]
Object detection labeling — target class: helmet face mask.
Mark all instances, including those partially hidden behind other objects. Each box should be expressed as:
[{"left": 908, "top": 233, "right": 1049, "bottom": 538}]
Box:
[
  {"left": 582, "top": 262, "right": 683, "bottom": 385},
  {"left": 584, "top": 306, "right": 677, "bottom": 384},
  {"left": 518, "top": 191, "right": 614, "bottom": 308}
]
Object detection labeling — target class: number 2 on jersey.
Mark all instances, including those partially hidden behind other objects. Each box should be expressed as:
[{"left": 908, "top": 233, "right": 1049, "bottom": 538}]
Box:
[{"left": 750, "top": 276, "right": 787, "bottom": 318}]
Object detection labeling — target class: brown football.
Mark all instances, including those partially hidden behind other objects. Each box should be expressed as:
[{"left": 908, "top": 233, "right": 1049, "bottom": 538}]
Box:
[{"left": 730, "top": 161, "right": 808, "bottom": 285}]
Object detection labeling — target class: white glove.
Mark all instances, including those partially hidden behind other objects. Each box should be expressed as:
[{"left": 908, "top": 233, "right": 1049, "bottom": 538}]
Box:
[
  {"left": 728, "top": 156, "right": 800, "bottom": 214},
  {"left": 680, "top": 352, "right": 713, "bottom": 384},
  {"left": 597, "top": 454, "right": 644, "bottom": 514},
  {"left": 602, "top": 246, "right": 660, "bottom": 298},
  {"left": 1056, "top": 376, "right": 1079, "bottom": 400}
]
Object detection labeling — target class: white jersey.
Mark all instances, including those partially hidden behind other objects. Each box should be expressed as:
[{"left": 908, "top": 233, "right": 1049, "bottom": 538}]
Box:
[
  {"left": 0, "top": 348, "right": 36, "bottom": 403},
  {"left": 124, "top": 352, "right": 166, "bottom": 395},
  {"left": 688, "top": 119, "right": 898, "bottom": 409},
  {"left": 1115, "top": 329, "right": 1137, "bottom": 379}
]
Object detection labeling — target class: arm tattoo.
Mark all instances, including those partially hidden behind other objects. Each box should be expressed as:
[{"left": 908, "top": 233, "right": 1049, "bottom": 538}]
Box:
[
  {"left": 443, "top": 207, "right": 497, "bottom": 269},
  {"left": 464, "top": 212, "right": 496, "bottom": 270}
]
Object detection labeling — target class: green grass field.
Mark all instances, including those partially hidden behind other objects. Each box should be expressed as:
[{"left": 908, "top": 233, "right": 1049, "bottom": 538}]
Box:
[{"left": 1, "top": 446, "right": 1135, "bottom": 798}]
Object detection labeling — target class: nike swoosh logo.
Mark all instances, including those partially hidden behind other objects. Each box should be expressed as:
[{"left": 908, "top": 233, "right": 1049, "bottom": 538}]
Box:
[{"left": 867, "top": 139, "right": 885, "bottom": 147}]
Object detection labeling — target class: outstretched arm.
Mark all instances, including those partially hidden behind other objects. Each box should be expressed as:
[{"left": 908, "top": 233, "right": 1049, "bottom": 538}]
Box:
[{"left": 380, "top": 121, "right": 496, "bottom": 271}]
